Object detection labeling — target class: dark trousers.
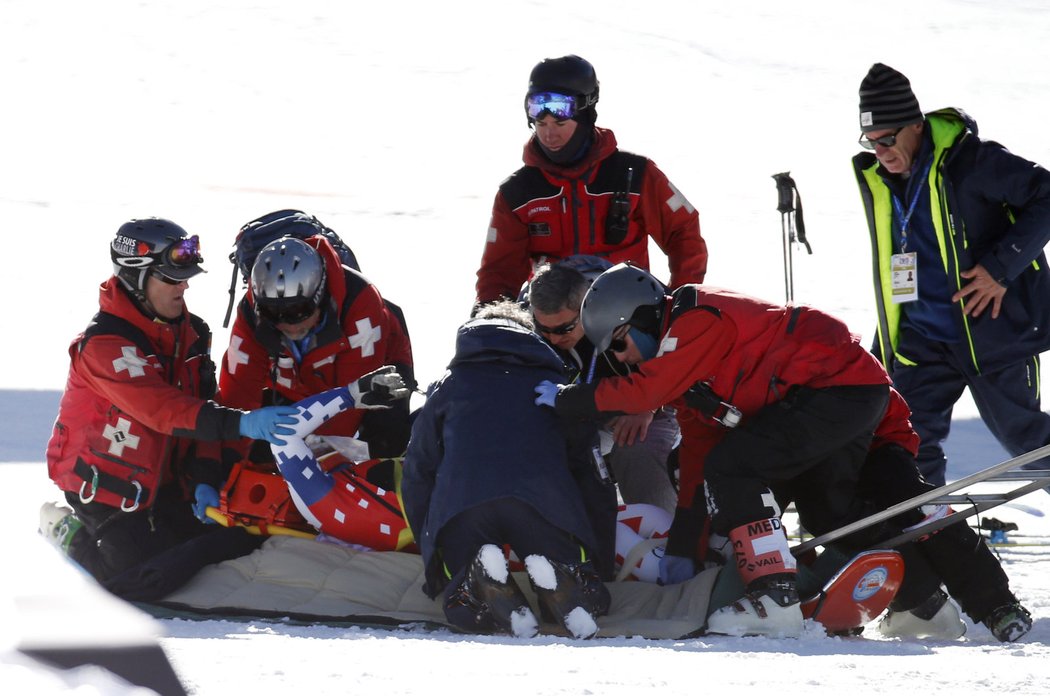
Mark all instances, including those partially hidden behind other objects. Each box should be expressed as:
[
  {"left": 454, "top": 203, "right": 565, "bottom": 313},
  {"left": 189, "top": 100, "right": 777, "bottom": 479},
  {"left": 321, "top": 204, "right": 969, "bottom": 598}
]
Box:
[
  {"left": 859, "top": 443, "right": 1015, "bottom": 622},
  {"left": 438, "top": 498, "right": 585, "bottom": 584},
  {"left": 704, "top": 385, "right": 889, "bottom": 537},
  {"left": 67, "top": 486, "right": 206, "bottom": 582},
  {"left": 891, "top": 329, "right": 1050, "bottom": 486}
]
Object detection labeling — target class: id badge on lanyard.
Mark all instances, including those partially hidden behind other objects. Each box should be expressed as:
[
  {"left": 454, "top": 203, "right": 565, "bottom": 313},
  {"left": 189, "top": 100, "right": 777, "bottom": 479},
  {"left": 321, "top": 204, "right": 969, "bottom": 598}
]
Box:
[
  {"left": 890, "top": 158, "right": 932, "bottom": 305},
  {"left": 891, "top": 252, "right": 918, "bottom": 303}
]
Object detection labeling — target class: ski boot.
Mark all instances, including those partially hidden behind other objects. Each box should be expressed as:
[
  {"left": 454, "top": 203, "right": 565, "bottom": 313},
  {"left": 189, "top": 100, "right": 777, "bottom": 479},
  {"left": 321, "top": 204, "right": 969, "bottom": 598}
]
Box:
[
  {"left": 706, "top": 517, "right": 804, "bottom": 637},
  {"left": 39, "top": 502, "right": 83, "bottom": 553},
  {"left": 444, "top": 545, "right": 538, "bottom": 638},
  {"left": 524, "top": 555, "right": 609, "bottom": 639},
  {"left": 707, "top": 572, "right": 803, "bottom": 637},
  {"left": 983, "top": 602, "right": 1033, "bottom": 642},
  {"left": 878, "top": 588, "right": 965, "bottom": 640}
]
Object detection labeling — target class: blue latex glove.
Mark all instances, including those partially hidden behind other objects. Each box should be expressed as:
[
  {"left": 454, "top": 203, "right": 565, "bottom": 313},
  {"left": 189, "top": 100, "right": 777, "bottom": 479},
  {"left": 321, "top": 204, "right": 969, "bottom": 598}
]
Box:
[
  {"left": 534, "top": 380, "right": 561, "bottom": 408},
  {"left": 658, "top": 553, "right": 696, "bottom": 586},
  {"left": 192, "top": 483, "right": 220, "bottom": 523},
  {"left": 238, "top": 405, "right": 298, "bottom": 445}
]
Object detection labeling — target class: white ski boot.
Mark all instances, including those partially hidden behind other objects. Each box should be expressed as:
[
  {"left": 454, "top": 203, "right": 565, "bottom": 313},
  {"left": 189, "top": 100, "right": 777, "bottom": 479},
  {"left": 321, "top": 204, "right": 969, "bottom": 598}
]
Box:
[
  {"left": 706, "top": 574, "right": 804, "bottom": 638},
  {"left": 39, "top": 501, "right": 82, "bottom": 553},
  {"left": 878, "top": 589, "right": 966, "bottom": 640}
]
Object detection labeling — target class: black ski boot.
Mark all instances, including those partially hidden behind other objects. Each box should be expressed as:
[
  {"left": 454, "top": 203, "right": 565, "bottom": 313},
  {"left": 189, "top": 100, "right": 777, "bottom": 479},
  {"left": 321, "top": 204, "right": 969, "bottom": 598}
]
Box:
[
  {"left": 983, "top": 602, "right": 1033, "bottom": 642},
  {"left": 443, "top": 545, "right": 538, "bottom": 637},
  {"left": 524, "top": 555, "right": 610, "bottom": 639}
]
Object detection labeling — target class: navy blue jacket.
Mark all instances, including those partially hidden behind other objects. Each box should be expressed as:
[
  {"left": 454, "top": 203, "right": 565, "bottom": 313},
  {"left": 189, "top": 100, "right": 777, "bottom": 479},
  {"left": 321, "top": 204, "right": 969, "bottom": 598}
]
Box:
[
  {"left": 402, "top": 319, "right": 606, "bottom": 596},
  {"left": 854, "top": 108, "right": 1050, "bottom": 373}
]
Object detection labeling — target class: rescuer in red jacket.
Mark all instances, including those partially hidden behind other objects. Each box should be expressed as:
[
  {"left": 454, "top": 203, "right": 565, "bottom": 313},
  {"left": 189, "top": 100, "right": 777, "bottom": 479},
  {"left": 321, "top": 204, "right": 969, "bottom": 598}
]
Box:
[
  {"left": 43, "top": 218, "right": 297, "bottom": 584},
  {"left": 535, "top": 263, "right": 1030, "bottom": 642},
  {"left": 475, "top": 55, "right": 707, "bottom": 307}
]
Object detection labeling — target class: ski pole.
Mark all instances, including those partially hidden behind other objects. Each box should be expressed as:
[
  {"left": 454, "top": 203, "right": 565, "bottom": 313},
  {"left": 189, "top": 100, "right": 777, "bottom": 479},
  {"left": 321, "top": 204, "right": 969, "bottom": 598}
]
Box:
[
  {"left": 792, "top": 442, "right": 1050, "bottom": 555},
  {"left": 772, "top": 172, "right": 812, "bottom": 303}
]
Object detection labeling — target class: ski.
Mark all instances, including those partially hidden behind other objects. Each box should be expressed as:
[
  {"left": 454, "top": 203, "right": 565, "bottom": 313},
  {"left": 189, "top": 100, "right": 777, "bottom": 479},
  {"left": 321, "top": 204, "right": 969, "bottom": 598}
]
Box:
[{"left": 792, "top": 444, "right": 1050, "bottom": 555}]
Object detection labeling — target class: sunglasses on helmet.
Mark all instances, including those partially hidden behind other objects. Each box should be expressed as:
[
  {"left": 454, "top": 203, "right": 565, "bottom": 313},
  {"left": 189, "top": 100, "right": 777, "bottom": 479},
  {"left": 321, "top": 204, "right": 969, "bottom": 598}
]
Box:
[
  {"left": 534, "top": 314, "right": 580, "bottom": 336},
  {"left": 258, "top": 298, "right": 319, "bottom": 325},
  {"left": 858, "top": 127, "right": 904, "bottom": 151},
  {"left": 525, "top": 92, "right": 579, "bottom": 121}
]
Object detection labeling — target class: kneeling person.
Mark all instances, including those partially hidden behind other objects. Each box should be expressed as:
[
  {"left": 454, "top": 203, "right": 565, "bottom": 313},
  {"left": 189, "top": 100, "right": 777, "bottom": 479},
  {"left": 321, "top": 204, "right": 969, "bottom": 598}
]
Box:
[{"left": 401, "top": 302, "right": 613, "bottom": 639}]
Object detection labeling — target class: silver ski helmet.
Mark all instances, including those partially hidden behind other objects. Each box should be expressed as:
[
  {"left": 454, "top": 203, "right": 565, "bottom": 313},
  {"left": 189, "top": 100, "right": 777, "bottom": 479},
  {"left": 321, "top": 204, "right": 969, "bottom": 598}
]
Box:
[
  {"left": 581, "top": 262, "right": 667, "bottom": 353},
  {"left": 111, "top": 218, "right": 204, "bottom": 298},
  {"left": 525, "top": 55, "right": 599, "bottom": 125},
  {"left": 250, "top": 236, "right": 327, "bottom": 324}
]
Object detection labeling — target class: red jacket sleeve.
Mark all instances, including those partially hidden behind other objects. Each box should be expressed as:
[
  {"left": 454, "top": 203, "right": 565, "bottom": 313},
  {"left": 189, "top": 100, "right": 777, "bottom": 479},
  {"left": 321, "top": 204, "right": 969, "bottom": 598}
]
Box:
[
  {"left": 637, "top": 161, "right": 708, "bottom": 288},
  {"left": 593, "top": 310, "right": 733, "bottom": 414},
  {"left": 475, "top": 190, "right": 534, "bottom": 304}
]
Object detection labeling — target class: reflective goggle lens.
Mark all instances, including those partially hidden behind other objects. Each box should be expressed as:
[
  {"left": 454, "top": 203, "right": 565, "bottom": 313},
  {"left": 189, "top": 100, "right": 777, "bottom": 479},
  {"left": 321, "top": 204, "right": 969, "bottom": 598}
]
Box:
[
  {"left": 168, "top": 235, "right": 203, "bottom": 267},
  {"left": 526, "top": 92, "right": 578, "bottom": 121}
]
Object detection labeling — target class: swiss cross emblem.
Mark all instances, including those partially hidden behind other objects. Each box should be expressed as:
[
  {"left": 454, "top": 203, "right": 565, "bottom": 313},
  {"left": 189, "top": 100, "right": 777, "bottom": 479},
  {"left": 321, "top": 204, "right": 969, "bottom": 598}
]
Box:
[
  {"left": 113, "top": 346, "right": 149, "bottom": 378},
  {"left": 657, "top": 336, "right": 678, "bottom": 357},
  {"left": 348, "top": 317, "right": 382, "bottom": 358},
  {"left": 226, "top": 335, "right": 250, "bottom": 375},
  {"left": 666, "top": 182, "right": 696, "bottom": 215},
  {"left": 103, "top": 417, "right": 141, "bottom": 456}
]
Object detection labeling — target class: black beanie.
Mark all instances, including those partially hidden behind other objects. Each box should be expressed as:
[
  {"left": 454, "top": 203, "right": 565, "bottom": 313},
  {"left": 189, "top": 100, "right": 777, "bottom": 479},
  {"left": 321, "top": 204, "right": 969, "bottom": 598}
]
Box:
[{"left": 859, "top": 63, "right": 923, "bottom": 133}]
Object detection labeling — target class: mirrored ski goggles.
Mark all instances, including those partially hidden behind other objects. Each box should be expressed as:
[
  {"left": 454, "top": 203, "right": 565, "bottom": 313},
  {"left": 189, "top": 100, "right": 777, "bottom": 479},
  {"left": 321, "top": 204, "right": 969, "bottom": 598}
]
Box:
[
  {"left": 258, "top": 298, "right": 319, "bottom": 325},
  {"left": 525, "top": 92, "right": 579, "bottom": 121},
  {"left": 534, "top": 314, "right": 580, "bottom": 336},
  {"left": 858, "top": 127, "right": 904, "bottom": 150},
  {"left": 166, "top": 235, "right": 203, "bottom": 267}
]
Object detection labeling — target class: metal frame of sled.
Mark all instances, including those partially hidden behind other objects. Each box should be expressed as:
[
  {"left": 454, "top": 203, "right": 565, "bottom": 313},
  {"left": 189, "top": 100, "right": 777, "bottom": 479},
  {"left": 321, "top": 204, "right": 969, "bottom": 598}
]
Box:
[{"left": 792, "top": 443, "right": 1050, "bottom": 556}]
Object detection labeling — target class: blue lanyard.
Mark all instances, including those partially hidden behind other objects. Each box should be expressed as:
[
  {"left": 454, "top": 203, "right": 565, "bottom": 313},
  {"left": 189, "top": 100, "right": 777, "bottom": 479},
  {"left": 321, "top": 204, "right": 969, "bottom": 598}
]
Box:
[{"left": 891, "top": 157, "right": 933, "bottom": 252}]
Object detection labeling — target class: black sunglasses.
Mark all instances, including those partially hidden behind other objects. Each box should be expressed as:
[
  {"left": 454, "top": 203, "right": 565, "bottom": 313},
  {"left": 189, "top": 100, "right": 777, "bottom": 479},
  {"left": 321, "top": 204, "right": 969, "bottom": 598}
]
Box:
[
  {"left": 151, "top": 269, "right": 185, "bottom": 285},
  {"left": 858, "top": 127, "right": 904, "bottom": 151},
  {"left": 535, "top": 314, "right": 580, "bottom": 336},
  {"left": 608, "top": 324, "right": 631, "bottom": 353}
]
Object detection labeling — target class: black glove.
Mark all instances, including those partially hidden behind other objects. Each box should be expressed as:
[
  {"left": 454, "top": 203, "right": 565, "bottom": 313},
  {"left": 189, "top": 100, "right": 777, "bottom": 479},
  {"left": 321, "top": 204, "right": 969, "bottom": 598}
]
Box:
[{"left": 348, "top": 366, "right": 411, "bottom": 409}]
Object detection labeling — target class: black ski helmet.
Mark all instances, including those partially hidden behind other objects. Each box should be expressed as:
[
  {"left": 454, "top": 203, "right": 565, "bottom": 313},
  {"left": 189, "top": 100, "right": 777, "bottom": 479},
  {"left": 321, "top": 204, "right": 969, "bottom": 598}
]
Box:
[
  {"left": 111, "top": 218, "right": 204, "bottom": 298},
  {"left": 525, "top": 55, "right": 599, "bottom": 124},
  {"left": 250, "top": 237, "right": 327, "bottom": 324},
  {"left": 581, "top": 263, "right": 667, "bottom": 353}
]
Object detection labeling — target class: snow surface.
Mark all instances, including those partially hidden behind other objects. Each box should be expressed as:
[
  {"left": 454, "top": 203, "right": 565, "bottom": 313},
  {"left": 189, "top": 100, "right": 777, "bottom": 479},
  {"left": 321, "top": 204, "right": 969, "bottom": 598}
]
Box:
[{"left": 4, "top": 0, "right": 1050, "bottom": 693}]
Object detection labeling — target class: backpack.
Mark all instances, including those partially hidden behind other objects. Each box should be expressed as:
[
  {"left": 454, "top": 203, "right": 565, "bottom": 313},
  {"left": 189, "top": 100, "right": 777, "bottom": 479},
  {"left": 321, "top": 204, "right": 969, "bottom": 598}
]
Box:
[{"left": 223, "top": 209, "right": 361, "bottom": 327}]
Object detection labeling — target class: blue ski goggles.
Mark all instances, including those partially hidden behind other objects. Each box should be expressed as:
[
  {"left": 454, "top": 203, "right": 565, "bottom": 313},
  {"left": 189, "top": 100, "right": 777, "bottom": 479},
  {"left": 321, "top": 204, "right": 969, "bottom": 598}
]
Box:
[{"left": 525, "top": 92, "right": 580, "bottom": 121}]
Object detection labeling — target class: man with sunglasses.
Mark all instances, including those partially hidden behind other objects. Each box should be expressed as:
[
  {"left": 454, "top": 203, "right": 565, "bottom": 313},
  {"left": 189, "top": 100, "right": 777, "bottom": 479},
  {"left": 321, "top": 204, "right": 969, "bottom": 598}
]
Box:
[
  {"left": 43, "top": 218, "right": 298, "bottom": 586},
  {"left": 474, "top": 54, "right": 708, "bottom": 308},
  {"left": 528, "top": 257, "right": 678, "bottom": 513},
  {"left": 853, "top": 63, "right": 1050, "bottom": 487},
  {"left": 219, "top": 233, "right": 415, "bottom": 460}
]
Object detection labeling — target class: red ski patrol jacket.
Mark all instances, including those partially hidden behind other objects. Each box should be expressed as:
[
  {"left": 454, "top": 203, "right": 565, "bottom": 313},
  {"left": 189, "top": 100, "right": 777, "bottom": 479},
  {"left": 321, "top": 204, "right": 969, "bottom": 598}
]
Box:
[
  {"left": 46, "top": 279, "right": 236, "bottom": 511},
  {"left": 219, "top": 236, "right": 413, "bottom": 439},
  {"left": 475, "top": 127, "right": 708, "bottom": 304},
  {"left": 575, "top": 286, "right": 894, "bottom": 508}
]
